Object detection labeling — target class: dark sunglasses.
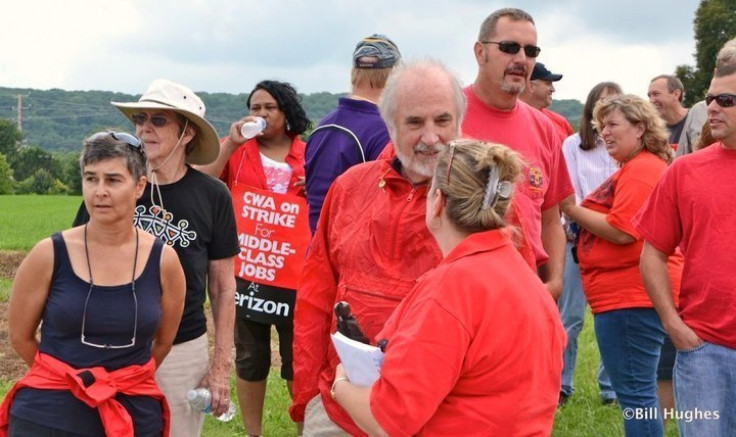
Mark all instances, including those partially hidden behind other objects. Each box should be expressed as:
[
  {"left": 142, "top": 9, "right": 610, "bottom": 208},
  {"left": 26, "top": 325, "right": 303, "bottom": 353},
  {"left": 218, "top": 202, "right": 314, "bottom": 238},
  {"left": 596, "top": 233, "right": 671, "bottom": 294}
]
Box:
[
  {"left": 131, "top": 112, "right": 171, "bottom": 127},
  {"left": 444, "top": 139, "right": 477, "bottom": 185},
  {"left": 481, "top": 41, "right": 541, "bottom": 58},
  {"left": 89, "top": 131, "right": 144, "bottom": 154},
  {"left": 706, "top": 93, "right": 736, "bottom": 108},
  {"left": 111, "top": 132, "right": 143, "bottom": 150}
]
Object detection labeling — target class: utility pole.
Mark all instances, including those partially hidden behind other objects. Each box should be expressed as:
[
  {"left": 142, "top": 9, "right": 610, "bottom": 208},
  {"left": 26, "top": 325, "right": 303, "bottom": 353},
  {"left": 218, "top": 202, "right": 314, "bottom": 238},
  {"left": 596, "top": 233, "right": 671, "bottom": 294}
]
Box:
[{"left": 13, "top": 94, "right": 29, "bottom": 132}]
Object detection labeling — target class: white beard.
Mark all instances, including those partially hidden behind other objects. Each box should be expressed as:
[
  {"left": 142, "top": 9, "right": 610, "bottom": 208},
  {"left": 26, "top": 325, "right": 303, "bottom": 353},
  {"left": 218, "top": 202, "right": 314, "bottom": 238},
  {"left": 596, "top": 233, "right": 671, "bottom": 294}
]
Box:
[{"left": 395, "top": 142, "right": 446, "bottom": 179}]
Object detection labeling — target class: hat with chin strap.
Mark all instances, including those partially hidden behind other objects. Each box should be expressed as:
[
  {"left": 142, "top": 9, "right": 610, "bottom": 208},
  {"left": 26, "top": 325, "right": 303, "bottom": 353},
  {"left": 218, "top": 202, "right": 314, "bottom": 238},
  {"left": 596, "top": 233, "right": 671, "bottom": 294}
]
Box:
[{"left": 112, "top": 79, "right": 220, "bottom": 165}]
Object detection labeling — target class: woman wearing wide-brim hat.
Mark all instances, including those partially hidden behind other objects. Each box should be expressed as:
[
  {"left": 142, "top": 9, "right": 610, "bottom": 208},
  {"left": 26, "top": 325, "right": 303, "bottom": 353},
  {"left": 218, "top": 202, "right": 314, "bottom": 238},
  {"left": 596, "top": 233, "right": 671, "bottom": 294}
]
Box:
[{"left": 74, "top": 79, "right": 240, "bottom": 437}]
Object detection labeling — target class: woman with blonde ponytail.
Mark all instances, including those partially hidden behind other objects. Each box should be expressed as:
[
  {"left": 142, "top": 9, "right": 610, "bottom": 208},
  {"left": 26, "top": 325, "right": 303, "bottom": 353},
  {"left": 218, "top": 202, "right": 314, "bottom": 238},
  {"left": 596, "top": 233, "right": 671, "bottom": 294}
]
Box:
[{"left": 331, "top": 139, "right": 566, "bottom": 436}]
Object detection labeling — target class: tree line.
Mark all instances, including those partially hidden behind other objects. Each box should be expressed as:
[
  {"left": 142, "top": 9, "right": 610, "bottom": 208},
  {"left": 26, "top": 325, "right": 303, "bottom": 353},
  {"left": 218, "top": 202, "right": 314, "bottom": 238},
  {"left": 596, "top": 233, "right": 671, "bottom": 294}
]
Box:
[
  {"left": 0, "top": 83, "right": 588, "bottom": 196},
  {"left": 0, "top": 89, "right": 347, "bottom": 195}
]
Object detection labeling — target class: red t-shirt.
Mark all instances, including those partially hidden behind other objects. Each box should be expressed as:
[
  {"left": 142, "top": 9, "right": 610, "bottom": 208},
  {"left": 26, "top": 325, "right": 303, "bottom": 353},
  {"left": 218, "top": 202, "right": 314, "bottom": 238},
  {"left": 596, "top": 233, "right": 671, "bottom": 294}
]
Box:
[
  {"left": 634, "top": 143, "right": 736, "bottom": 349},
  {"left": 370, "top": 230, "right": 565, "bottom": 436},
  {"left": 578, "top": 151, "right": 682, "bottom": 313},
  {"left": 541, "top": 108, "right": 574, "bottom": 143},
  {"left": 462, "top": 87, "right": 574, "bottom": 266}
]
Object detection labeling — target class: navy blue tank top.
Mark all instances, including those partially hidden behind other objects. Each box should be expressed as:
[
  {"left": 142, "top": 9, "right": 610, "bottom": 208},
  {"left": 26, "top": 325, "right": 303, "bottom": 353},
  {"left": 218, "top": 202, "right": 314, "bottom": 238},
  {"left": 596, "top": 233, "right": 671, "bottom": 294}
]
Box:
[{"left": 11, "top": 232, "right": 165, "bottom": 437}]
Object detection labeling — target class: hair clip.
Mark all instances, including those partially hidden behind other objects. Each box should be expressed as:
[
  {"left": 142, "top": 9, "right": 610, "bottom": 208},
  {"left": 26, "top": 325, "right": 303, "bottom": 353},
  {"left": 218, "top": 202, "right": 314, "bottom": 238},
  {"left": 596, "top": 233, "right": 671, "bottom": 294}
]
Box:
[{"left": 482, "top": 166, "right": 512, "bottom": 210}]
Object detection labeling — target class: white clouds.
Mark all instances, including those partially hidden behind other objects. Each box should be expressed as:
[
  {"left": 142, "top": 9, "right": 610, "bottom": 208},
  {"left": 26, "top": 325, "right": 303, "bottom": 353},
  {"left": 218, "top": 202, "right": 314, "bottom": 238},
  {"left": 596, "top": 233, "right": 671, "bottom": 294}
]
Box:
[
  {"left": 0, "top": 0, "right": 702, "bottom": 103},
  {"left": 0, "top": 1, "right": 139, "bottom": 89}
]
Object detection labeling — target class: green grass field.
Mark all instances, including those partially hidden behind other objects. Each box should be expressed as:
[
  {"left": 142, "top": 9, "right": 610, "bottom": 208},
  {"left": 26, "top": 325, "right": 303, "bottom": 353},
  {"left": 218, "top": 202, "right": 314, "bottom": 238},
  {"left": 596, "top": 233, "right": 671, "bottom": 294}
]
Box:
[
  {"left": 0, "top": 195, "right": 679, "bottom": 436},
  {"left": 0, "top": 195, "right": 82, "bottom": 251}
]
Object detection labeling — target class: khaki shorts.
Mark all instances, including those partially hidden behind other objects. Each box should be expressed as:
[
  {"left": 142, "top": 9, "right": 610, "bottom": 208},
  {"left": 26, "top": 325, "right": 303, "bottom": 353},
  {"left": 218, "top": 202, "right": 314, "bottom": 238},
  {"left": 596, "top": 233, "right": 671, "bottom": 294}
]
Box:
[
  {"left": 302, "top": 394, "right": 351, "bottom": 437},
  {"left": 155, "top": 334, "right": 209, "bottom": 437}
]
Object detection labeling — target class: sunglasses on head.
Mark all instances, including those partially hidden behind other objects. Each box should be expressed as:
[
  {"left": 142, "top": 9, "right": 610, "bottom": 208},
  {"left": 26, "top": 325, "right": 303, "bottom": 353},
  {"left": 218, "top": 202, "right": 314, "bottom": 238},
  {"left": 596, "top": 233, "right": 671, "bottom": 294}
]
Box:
[
  {"left": 111, "top": 132, "right": 143, "bottom": 150},
  {"left": 89, "top": 131, "right": 144, "bottom": 154},
  {"left": 131, "top": 112, "right": 171, "bottom": 127},
  {"left": 706, "top": 93, "right": 736, "bottom": 108},
  {"left": 481, "top": 40, "right": 541, "bottom": 58}
]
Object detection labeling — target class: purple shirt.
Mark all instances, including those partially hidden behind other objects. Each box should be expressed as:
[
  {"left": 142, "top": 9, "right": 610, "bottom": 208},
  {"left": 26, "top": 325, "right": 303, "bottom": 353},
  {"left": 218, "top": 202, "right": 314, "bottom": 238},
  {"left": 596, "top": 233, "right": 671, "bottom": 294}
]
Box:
[{"left": 305, "top": 97, "right": 390, "bottom": 232}]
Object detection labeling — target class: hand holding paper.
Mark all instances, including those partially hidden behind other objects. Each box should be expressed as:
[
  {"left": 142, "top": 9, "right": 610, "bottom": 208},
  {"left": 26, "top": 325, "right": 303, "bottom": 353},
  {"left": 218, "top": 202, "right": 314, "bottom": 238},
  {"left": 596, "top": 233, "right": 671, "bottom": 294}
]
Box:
[{"left": 331, "top": 331, "right": 383, "bottom": 387}]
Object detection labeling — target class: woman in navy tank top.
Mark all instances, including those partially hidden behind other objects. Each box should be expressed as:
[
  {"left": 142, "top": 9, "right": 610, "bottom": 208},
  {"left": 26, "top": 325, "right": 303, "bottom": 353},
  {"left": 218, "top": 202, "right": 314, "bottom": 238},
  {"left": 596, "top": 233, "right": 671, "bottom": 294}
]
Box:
[{"left": 3, "top": 132, "right": 186, "bottom": 436}]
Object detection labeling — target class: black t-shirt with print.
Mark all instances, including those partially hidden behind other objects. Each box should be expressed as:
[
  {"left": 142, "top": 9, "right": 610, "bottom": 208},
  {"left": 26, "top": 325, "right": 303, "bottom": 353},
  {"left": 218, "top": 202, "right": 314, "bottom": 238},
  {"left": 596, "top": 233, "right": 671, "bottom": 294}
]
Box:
[{"left": 73, "top": 166, "right": 239, "bottom": 344}]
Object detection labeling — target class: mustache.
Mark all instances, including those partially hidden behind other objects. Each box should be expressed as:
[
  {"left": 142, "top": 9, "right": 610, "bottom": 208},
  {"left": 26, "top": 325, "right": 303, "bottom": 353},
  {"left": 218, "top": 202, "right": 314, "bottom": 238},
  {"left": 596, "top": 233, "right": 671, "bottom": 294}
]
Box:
[{"left": 505, "top": 65, "right": 527, "bottom": 76}]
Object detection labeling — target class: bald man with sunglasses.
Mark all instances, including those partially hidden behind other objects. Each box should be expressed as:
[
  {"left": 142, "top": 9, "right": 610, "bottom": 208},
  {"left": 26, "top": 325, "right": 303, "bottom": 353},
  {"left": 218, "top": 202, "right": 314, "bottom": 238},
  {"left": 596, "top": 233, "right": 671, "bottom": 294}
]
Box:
[
  {"left": 636, "top": 42, "right": 736, "bottom": 437},
  {"left": 463, "top": 8, "right": 573, "bottom": 301}
]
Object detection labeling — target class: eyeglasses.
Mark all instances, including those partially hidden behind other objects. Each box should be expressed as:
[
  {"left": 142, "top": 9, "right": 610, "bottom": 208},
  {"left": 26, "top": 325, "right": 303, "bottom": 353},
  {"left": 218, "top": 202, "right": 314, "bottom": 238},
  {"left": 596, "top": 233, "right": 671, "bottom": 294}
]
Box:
[
  {"left": 111, "top": 131, "right": 144, "bottom": 152},
  {"left": 89, "top": 131, "right": 145, "bottom": 155},
  {"left": 445, "top": 142, "right": 457, "bottom": 184},
  {"left": 706, "top": 93, "right": 736, "bottom": 108},
  {"left": 132, "top": 112, "right": 171, "bottom": 127},
  {"left": 80, "top": 224, "right": 138, "bottom": 349},
  {"left": 481, "top": 41, "right": 541, "bottom": 58},
  {"left": 80, "top": 283, "right": 139, "bottom": 349},
  {"left": 445, "top": 139, "right": 478, "bottom": 184}
]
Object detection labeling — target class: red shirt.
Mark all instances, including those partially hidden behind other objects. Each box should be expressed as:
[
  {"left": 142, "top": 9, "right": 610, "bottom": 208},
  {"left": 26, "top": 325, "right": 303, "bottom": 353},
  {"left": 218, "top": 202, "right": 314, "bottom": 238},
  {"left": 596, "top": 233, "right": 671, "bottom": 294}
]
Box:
[
  {"left": 371, "top": 230, "right": 565, "bottom": 436},
  {"left": 220, "top": 135, "right": 306, "bottom": 197},
  {"left": 289, "top": 156, "right": 442, "bottom": 435},
  {"left": 578, "top": 151, "right": 682, "bottom": 313},
  {"left": 541, "top": 108, "right": 574, "bottom": 143},
  {"left": 376, "top": 144, "right": 537, "bottom": 269},
  {"left": 462, "top": 87, "right": 574, "bottom": 266},
  {"left": 0, "top": 353, "right": 169, "bottom": 437},
  {"left": 634, "top": 143, "right": 736, "bottom": 348}
]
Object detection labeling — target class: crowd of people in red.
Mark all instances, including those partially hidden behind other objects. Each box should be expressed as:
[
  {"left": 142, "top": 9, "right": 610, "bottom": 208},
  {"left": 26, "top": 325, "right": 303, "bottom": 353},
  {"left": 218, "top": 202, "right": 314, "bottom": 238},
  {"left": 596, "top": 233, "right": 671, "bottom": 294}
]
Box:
[{"left": 3, "top": 6, "right": 736, "bottom": 437}]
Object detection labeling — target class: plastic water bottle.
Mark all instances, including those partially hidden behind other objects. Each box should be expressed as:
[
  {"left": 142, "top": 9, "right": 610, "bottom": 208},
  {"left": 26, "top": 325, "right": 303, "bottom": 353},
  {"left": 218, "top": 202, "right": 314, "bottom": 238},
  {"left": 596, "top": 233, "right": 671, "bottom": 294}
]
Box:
[
  {"left": 240, "top": 117, "right": 266, "bottom": 139},
  {"left": 186, "top": 388, "right": 237, "bottom": 422}
]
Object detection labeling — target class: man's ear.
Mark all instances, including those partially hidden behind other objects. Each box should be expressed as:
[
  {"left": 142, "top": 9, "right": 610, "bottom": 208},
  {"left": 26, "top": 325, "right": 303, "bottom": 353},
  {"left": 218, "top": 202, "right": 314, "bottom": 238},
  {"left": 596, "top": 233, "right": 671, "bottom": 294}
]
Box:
[{"left": 473, "top": 41, "right": 485, "bottom": 65}]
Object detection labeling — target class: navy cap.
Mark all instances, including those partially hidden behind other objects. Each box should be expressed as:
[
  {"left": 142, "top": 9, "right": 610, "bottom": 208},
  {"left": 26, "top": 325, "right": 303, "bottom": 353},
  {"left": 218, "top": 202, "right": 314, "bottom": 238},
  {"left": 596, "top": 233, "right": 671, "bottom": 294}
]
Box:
[
  {"left": 353, "top": 34, "right": 401, "bottom": 69},
  {"left": 531, "top": 62, "right": 563, "bottom": 81}
]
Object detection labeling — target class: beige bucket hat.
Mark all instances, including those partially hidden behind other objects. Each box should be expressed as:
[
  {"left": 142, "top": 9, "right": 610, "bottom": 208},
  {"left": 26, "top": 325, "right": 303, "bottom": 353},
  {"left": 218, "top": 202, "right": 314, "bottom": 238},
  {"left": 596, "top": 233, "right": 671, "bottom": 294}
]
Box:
[{"left": 112, "top": 79, "right": 220, "bottom": 165}]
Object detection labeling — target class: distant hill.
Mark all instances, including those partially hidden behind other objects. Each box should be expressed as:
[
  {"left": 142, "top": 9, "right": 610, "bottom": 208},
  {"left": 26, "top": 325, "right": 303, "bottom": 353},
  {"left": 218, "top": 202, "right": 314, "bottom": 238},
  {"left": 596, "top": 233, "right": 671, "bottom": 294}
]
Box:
[
  {"left": 0, "top": 87, "right": 345, "bottom": 152},
  {"left": 549, "top": 99, "right": 583, "bottom": 130},
  {"left": 0, "top": 86, "right": 582, "bottom": 152}
]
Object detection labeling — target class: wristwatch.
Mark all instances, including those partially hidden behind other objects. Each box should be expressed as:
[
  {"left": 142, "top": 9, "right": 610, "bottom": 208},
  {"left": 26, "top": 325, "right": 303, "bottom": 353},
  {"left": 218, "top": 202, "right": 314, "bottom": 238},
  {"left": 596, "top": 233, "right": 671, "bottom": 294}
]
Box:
[{"left": 330, "top": 377, "right": 350, "bottom": 400}]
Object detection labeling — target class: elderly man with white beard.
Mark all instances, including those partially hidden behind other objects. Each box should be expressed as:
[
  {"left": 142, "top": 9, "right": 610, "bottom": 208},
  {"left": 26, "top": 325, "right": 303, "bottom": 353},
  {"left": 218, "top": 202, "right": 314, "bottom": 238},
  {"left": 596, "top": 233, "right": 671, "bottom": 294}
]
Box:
[{"left": 289, "top": 59, "right": 464, "bottom": 437}]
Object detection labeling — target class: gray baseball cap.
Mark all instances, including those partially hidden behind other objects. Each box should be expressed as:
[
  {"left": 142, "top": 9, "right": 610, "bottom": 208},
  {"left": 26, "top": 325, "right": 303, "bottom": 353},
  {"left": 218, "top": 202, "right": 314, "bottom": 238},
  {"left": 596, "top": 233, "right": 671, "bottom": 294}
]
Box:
[{"left": 353, "top": 34, "right": 401, "bottom": 69}]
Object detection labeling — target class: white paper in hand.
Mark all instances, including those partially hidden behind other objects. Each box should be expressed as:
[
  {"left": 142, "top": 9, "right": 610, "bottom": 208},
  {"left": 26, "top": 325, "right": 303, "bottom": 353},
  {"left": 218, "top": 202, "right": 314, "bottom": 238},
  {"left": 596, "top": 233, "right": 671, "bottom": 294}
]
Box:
[{"left": 330, "top": 331, "right": 384, "bottom": 387}]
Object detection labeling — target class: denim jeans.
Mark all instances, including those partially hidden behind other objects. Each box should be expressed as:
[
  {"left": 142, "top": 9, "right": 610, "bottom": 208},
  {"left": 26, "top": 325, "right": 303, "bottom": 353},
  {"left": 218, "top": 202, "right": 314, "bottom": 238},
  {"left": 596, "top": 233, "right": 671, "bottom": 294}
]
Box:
[
  {"left": 597, "top": 363, "right": 616, "bottom": 402},
  {"left": 674, "top": 341, "right": 736, "bottom": 436},
  {"left": 595, "top": 308, "right": 665, "bottom": 437},
  {"left": 559, "top": 243, "right": 616, "bottom": 401}
]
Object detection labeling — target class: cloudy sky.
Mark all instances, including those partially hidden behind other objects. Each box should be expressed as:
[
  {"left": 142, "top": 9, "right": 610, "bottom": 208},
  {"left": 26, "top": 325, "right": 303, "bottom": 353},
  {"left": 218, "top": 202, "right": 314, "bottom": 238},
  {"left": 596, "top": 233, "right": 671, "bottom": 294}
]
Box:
[{"left": 1, "top": 0, "right": 702, "bottom": 103}]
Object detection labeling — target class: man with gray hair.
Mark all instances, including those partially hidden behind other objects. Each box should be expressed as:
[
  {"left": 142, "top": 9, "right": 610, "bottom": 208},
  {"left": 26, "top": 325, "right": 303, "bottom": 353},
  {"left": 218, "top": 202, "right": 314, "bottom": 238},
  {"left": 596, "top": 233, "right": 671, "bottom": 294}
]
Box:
[
  {"left": 290, "top": 59, "right": 465, "bottom": 436},
  {"left": 648, "top": 74, "right": 689, "bottom": 150},
  {"left": 463, "top": 7, "right": 573, "bottom": 301}
]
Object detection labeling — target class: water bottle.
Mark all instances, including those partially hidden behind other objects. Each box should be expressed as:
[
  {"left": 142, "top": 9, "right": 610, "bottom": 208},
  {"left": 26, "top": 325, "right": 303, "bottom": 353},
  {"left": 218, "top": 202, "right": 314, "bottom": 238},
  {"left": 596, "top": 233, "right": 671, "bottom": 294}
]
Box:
[
  {"left": 186, "top": 388, "right": 237, "bottom": 422},
  {"left": 240, "top": 117, "right": 266, "bottom": 139}
]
